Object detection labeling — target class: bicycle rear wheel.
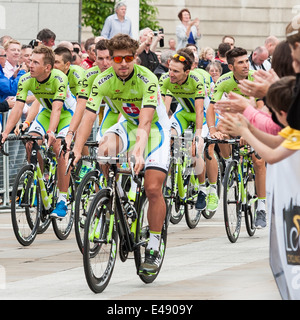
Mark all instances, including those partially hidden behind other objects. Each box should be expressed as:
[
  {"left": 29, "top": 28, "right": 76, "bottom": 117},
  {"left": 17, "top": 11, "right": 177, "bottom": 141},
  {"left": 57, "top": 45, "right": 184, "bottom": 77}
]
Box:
[
  {"left": 134, "top": 193, "right": 167, "bottom": 284},
  {"left": 223, "top": 161, "right": 242, "bottom": 243},
  {"left": 52, "top": 174, "right": 76, "bottom": 240},
  {"left": 11, "top": 165, "right": 40, "bottom": 246},
  {"left": 74, "top": 170, "right": 101, "bottom": 253},
  {"left": 83, "top": 189, "right": 118, "bottom": 293}
]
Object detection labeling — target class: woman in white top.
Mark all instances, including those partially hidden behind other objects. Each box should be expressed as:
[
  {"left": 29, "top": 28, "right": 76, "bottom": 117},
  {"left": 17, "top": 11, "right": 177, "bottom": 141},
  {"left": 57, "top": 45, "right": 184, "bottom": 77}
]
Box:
[{"left": 175, "top": 8, "right": 201, "bottom": 50}]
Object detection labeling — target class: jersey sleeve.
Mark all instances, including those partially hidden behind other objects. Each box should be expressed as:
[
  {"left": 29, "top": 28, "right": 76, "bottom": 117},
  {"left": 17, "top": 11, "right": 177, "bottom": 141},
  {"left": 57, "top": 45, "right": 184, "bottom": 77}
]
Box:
[
  {"left": 53, "top": 74, "right": 68, "bottom": 102},
  {"left": 158, "top": 73, "right": 169, "bottom": 96},
  {"left": 15, "top": 73, "right": 31, "bottom": 103},
  {"left": 71, "top": 67, "right": 89, "bottom": 99},
  {"left": 210, "top": 76, "right": 227, "bottom": 103},
  {"left": 85, "top": 74, "right": 106, "bottom": 114}
]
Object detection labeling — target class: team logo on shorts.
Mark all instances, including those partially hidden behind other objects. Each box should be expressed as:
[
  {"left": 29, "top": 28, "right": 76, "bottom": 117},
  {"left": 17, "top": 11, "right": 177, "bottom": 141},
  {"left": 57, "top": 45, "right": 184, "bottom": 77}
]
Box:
[{"left": 123, "top": 104, "right": 140, "bottom": 117}]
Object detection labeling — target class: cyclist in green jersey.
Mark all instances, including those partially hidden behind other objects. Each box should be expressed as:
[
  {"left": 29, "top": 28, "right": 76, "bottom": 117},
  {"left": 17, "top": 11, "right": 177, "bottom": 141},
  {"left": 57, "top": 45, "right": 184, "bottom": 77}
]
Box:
[
  {"left": 1, "top": 45, "right": 75, "bottom": 218},
  {"left": 159, "top": 48, "right": 206, "bottom": 210},
  {"left": 71, "top": 34, "right": 171, "bottom": 274},
  {"left": 206, "top": 47, "right": 267, "bottom": 226}
]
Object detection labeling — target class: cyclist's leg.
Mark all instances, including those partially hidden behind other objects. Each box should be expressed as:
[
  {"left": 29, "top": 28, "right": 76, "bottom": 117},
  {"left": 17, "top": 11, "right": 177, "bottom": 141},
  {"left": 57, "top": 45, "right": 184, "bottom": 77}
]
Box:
[
  {"left": 252, "top": 155, "right": 267, "bottom": 228},
  {"left": 140, "top": 120, "right": 170, "bottom": 273}
]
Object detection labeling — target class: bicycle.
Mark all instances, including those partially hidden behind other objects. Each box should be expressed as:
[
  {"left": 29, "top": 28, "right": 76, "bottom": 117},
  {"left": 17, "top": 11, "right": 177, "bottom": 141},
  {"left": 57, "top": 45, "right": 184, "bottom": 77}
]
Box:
[
  {"left": 82, "top": 155, "right": 169, "bottom": 293},
  {"left": 222, "top": 138, "right": 258, "bottom": 243},
  {"left": 165, "top": 128, "right": 201, "bottom": 229},
  {"left": 1, "top": 133, "right": 76, "bottom": 246}
]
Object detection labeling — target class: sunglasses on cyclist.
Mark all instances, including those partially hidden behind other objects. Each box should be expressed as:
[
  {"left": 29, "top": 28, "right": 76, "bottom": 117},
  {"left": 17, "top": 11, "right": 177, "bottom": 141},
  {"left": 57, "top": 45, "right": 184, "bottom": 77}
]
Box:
[
  {"left": 173, "top": 54, "right": 186, "bottom": 62},
  {"left": 112, "top": 55, "right": 134, "bottom": 63}
]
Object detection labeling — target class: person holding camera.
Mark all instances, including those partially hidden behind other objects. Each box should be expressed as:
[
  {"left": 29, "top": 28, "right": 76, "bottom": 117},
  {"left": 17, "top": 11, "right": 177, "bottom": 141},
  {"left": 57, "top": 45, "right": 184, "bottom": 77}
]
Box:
[
  {"left": 176, "top": 8, "right": 201, "bottom": 50},
  {"left": 137, "top": 27, "right": 160, "bottom": 72}
]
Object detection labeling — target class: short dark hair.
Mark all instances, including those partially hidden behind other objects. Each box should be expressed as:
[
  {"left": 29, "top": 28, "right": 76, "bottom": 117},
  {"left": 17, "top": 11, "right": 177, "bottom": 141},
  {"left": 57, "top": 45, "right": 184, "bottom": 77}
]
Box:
[
  {"left": 266, "top": 76, "right": 296, "bottom": 113},
  {"left": 218, "top": 43, "right": 231, "bottom": 57},
  {"left": 226, "top": 47, "right": 248, "bottom": 65},
  {"left": 95, "top": 39, "right": 109, "bottom": 51},
  {"left": 54, "top": 46, "right": 72, "bottom": 63},
  {"left": 37, "top": 28, "right": 56, "bottom": 41},
  {"left": 107, "top": 34, "right": 139, "bottom": 56}
]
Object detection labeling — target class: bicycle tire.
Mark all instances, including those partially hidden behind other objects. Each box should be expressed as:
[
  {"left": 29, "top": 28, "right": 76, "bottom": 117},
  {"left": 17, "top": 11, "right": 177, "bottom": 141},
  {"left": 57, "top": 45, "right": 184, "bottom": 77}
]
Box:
[
  {"left": 74, "top": 170, "right": 101, "bottom": 253},
  {"left": 83, "top": 189, "right": 118, "bottom": 293},
  {"left": 223, "top": 161, "right": 242, "bottom": 243},
  {"left": 245, "top": 171, "right": 257, "bottom": 237},
  {"left": 52, "top": 174, "right": 76, "bottom": 240},
  {"left": 185, "top": 169, "right": 201, "bottom": 229},
  {"left": 165, "top": 159, "right": 184, "bottom": 225},
  {"left": 11, "top": 164, "right": 40, "bottom": 246},
  {"left": 134, "top": 192, "right": 168, "bottom": 284}
]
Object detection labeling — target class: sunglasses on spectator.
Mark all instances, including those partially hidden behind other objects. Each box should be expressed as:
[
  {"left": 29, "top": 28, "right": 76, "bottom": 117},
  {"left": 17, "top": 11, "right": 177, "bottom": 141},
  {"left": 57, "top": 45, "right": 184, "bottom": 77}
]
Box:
[
  {"left": 173, "top": 54, "right": 186, "bottom": 62},
  {"left": 112, "top": 55, "right": 134, "bottom": 63},
  {"left": 0, "top": 54, "right": 6, "bottom": 57}
]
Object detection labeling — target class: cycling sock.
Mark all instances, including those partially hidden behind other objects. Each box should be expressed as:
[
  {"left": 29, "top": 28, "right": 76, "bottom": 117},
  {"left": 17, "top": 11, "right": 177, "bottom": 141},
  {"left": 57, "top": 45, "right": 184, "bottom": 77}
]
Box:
[
  {"left": 148, "top": 231, "right": 161, "bottom": 251},
  {"left": 199, "top": 181, "right": 206, "bottom": 193},
  {"left": 257, "top": 198, "right": 266, "bottom": 211},
  {"left": 58, "top": 191, "right": 68, "bottom": 204},
  {"left": 209, "top": 183, "right": 217, "bottom": 195}
]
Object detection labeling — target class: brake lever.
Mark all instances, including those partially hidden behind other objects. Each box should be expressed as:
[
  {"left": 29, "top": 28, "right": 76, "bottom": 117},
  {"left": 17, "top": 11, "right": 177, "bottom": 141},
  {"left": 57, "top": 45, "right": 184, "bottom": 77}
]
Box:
[{"left": 58, "top": 138, "right": 67, "bottom": 160}]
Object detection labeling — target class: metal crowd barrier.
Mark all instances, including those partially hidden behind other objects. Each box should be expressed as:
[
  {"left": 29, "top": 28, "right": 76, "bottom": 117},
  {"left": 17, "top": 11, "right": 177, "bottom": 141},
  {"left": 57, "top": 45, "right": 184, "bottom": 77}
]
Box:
[{"left": 0, "top": 112, "right": 100, "bottom": 209}]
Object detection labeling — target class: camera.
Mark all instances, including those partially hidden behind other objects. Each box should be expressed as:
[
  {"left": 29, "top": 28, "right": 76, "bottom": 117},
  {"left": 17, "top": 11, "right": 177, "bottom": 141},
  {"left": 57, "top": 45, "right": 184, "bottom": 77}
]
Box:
[
  {"left": 153, "top": 29, "right": 164, "bottom": 47},
  {"left": 29, "top": 39, "right": 40, "bottom": 49}
]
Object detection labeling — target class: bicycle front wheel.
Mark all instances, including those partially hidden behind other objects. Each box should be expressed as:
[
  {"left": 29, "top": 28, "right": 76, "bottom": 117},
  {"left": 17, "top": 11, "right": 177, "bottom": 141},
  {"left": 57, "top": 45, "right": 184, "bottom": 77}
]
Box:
[
  {"left": 223, "top": 161, "right": 242, "bottom": 243},
  {"left": 74, "top": 170, "right": 101, "bottom": 253},
  {"left": 11, "top": 165, "right": 40, "bottom": 246},
  {"left": 83, "top": 189, "right": 118, "bottom": 293}
]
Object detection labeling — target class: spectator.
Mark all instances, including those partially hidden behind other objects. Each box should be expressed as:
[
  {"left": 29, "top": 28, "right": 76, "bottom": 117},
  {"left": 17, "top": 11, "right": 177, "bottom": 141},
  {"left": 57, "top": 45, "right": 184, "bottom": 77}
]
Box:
[
  {"left": 271, "top": 40, "right": 295, "bottom": 78},
  {"left": 0, "top": 46, "right": 26, "bottom": 131},
  {"left": 3, "top": 39, "right": 22, "bottom": 78},
  {"left": 198, "top": 46, "right": 215, "bottom": 70},
  {"left": 154, "top": 49, "right": 173, "bottom": 79},
  {"left": 176, "top": 8, "right": 201, "bottom": 50},
  {"left": 264, "top": 35, "right": 279, "bottom": 62},
  {"left": 20, "top": 45, "right": 32, "bottom": 69},
  {"left": 248, "top": 46, "right": 271, "bottom": 71},
  {"left": 206, "top": 60, "right": 222, "bottom": 84},
  {"left": 36, "top": 28, "right": 56, "bottom": 47},
  {"left": 81, "top": 37, "right": 96, "bottom": 69},
  {"left": 137, "top": 28, "right": 159, "bottom": 72},
  {"left": 72, "top": 41, "right": 83, "bottom": 65},
  {"left": 186, "top": 43, "right": 198, "bottom": 53},
  {"left": 168, "top": 38, "right": 176, "bottom": 51},
  {"left": 222, "top": 35, "right": 235, "bottom": 49},
  {"left": 215, "top": 42, "right": 230, "bottom": 74},
  {"left": 101, "top": 1, "right": 132, "bottom": 39}
]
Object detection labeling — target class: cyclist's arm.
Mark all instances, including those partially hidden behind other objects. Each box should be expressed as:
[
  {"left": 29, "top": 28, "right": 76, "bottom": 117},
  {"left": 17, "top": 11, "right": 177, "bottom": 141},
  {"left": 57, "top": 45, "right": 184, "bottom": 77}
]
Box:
[
  {"left": 1, "top": 100, "right": 25, "bottom": 141},
  {"left": 195, "top": 98, "right": 204, "bottom": 136},
  {"left": 132, "top": 107, "right": 154, "bottom": 174},
  {"left": 72, "top": 109, "right": 97, "bottom": 165}
]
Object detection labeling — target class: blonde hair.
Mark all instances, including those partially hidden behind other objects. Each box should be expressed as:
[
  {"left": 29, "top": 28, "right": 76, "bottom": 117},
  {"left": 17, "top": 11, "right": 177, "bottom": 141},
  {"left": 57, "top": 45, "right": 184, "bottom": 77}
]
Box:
[
  {"left": 4, "top": 39, "right": 21, "bottom": 50},
  {"left": 199, "top": 47, "right": 215, "bottom": 60}
]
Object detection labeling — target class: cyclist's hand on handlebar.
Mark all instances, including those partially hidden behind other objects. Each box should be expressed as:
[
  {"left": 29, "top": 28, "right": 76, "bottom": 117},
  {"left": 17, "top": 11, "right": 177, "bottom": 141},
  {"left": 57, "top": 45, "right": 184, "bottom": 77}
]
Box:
[
  {"left": 44, "top": 131, "right": 56, "bottom": 148},
  {"left": 130, "top": 152, "right": 144, "bottom": 175},
  {"left": 14, "top": 122, "right": 28, "bottom": 136},
  {"left": 71, "top": 148, "right": 82, "bottom": 167},
  {"left": 64, "top": 134, "right": 73, "bottom": 152},
  {"left": 210, "top": 130, "right": 224, "bottom": 140},
  {"left": 0, "top": 131, "right": 8, "bottom": 144}
]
